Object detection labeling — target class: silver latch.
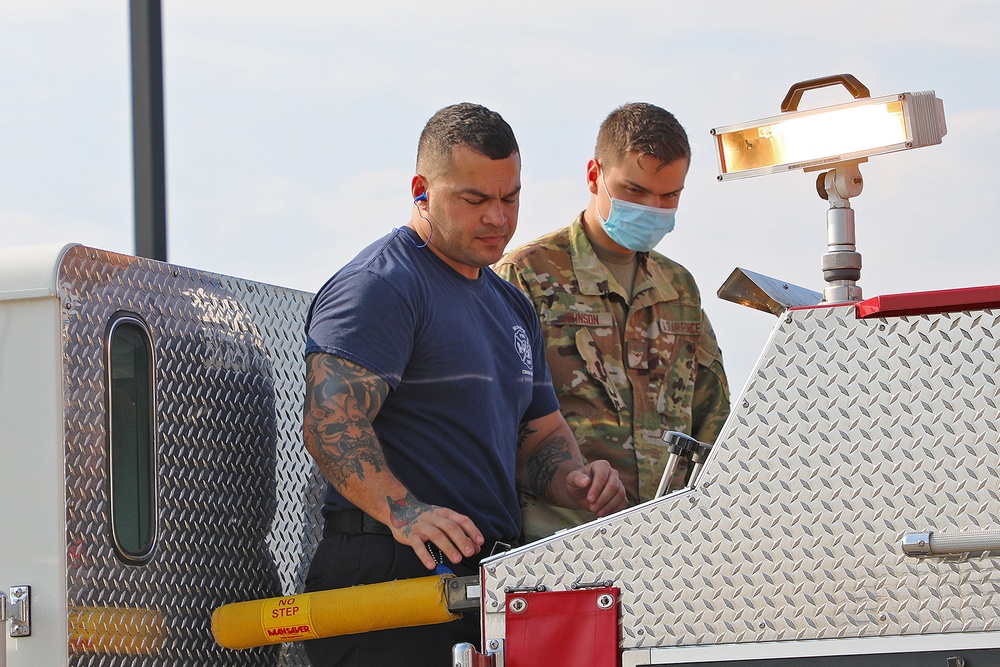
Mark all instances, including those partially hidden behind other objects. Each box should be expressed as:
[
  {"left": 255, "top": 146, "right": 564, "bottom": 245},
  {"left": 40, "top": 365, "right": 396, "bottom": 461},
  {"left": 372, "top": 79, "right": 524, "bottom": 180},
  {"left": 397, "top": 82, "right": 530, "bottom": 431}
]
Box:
[{"left": 6, "top": 586, "right": 30, "bottom": 637}]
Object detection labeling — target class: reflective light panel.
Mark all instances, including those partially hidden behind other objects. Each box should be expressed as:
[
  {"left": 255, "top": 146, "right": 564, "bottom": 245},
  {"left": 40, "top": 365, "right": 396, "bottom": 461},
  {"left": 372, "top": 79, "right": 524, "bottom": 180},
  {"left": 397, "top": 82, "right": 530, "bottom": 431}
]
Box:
[{"left": 712, "top": 91, "right": 947, "bottom": 180}]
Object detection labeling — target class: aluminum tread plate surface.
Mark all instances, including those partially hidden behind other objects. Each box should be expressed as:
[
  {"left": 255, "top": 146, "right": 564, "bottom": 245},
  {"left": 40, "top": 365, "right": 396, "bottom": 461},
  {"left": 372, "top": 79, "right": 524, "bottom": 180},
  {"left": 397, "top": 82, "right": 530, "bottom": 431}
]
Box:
[
  {"left": 60, "top": 246, "right": 321, "bottom": 666},
  {"left": 482, "top": 304, "right": 1000, "bottom": 650}
]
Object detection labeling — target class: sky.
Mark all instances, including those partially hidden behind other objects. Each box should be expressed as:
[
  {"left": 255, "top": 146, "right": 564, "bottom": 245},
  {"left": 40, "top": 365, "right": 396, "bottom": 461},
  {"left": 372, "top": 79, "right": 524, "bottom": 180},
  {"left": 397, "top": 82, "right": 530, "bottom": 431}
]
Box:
[{"left": 2, "top": 0, "right": 999, "bottom": 395}]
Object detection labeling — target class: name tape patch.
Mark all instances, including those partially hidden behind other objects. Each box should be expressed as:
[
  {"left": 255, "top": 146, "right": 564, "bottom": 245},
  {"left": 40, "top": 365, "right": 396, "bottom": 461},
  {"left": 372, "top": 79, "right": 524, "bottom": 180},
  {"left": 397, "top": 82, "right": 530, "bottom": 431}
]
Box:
[
  {"left": 659, "top": 319, "right": 702, "bottom": 336},
  {"left": 548, "top": 311, "right": 615, "bottom": 327}
]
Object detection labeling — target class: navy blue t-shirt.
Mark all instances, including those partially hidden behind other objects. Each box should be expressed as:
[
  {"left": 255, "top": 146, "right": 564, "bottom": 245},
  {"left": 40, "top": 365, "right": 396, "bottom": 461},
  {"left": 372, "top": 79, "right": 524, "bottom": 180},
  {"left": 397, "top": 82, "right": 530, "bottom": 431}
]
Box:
[{"left": 305, "top": 227, "right": 560, "bottom": 541}]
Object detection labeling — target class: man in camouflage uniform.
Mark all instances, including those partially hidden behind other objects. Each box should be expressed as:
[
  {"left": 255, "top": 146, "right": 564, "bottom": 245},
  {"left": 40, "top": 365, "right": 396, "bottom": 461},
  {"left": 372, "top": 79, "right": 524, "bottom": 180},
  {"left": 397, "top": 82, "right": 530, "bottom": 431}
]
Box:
[{"left": 495, "top": 102, "right": 730, "bottom": 542}]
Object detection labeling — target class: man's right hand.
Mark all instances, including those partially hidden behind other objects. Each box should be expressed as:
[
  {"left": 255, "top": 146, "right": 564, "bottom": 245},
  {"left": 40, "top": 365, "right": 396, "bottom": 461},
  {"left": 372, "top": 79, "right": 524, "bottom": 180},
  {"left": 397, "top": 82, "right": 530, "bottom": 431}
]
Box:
[{"left": 385, "top": 493, "right": 485, "bottom": 570}]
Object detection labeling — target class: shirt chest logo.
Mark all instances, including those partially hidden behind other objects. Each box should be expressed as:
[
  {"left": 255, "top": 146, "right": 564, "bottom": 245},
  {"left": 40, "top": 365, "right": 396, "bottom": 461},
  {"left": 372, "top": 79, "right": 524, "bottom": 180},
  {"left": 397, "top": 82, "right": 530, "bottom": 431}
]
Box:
[{"left": 513, "top": 325, "right": 533, "bottom": 375}]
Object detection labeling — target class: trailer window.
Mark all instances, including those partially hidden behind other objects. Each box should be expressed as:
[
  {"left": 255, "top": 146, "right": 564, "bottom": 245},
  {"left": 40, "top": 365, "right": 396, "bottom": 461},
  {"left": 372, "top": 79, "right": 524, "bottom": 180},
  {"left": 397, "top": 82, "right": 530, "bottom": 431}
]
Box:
[{"left": 107, "top": 314, "right": 156, "bottom": 563}]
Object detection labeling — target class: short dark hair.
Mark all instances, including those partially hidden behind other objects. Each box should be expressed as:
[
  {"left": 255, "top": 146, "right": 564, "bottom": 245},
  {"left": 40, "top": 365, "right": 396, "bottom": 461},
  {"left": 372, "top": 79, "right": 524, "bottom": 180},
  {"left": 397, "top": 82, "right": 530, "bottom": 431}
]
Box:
[
  {"left": 416, "top": 103, "right": 519, "bottom": 176},
  {"left": 595, "top": 102, "right": 690, "bottom": 170}
]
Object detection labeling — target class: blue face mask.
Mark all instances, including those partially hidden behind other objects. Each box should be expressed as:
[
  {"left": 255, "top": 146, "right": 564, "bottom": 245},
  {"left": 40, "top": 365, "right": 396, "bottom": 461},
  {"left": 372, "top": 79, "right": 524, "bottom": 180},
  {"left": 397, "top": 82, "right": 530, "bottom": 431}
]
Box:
[{"left": 597, "top": 170, "right": 676, "bottom": 252}]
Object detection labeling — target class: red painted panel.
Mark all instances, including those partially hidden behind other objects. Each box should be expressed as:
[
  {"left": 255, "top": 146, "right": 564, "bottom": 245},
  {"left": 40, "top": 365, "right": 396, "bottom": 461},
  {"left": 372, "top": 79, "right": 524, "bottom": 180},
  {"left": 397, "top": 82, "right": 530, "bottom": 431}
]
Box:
[
  {"left": 855, "top": 285, "right": 1000, "bottom": 319},
  {"left": 505, "top": 588, "right": 619, "bottom": 667}
]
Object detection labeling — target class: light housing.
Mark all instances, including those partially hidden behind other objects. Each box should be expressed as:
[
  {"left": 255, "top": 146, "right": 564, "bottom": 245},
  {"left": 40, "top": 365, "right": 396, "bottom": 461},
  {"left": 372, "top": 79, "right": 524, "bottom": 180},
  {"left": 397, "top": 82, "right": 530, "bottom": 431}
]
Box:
[{"left": 711, "top": 91, "right": 947, "bottom": 180}]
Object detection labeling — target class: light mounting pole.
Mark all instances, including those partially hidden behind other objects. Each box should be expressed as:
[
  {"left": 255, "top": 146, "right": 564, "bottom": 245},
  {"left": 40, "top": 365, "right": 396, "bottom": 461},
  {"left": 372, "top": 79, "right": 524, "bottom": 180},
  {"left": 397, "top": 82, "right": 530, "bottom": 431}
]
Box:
[{"left": 130, "top": 0, "right": 167, "bottom": 261}]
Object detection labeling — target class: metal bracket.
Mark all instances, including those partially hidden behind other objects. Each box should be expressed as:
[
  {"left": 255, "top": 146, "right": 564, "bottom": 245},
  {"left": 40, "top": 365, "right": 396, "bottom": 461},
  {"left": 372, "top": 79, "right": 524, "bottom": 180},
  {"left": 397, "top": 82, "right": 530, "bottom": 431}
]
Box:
[
  {"left": 445, "top": 575, "right": 481, "bottom": 613},
  {"left": 902, "top": 530, "right": 1000, "bottom": 558},
  {"left": 485, "top": 637, "right": 504, "bottom": 667},
  {"left": 453, "top": 638, "right": 504, "bottom": 667},
  {"left": 902, "top": 531, "right": 933, "bottom": 557},
  {"left": 717, "top": 267, "right": 823, "bottom": 316},
  {"left": 6, "top": 586, "right": 30, "bottom": 637}
]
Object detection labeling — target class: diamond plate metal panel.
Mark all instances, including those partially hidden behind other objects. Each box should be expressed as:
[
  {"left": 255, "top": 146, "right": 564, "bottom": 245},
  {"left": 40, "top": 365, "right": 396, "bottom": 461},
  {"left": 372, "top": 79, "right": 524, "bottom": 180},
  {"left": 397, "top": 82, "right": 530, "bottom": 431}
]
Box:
[
  {"left": 59, "top": 246, "right": 322, "bottom": 666},
  {"left": 481, "top": 304, "right": 1000, "bottom": 652}
]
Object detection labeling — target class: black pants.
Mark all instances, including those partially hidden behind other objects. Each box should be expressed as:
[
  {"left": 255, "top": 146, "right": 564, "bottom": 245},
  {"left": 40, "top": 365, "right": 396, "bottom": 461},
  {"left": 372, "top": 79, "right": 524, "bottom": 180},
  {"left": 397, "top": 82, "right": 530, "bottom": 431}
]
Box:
[{"left": 303, "top": 531, "right": 480, "bottom": 667}]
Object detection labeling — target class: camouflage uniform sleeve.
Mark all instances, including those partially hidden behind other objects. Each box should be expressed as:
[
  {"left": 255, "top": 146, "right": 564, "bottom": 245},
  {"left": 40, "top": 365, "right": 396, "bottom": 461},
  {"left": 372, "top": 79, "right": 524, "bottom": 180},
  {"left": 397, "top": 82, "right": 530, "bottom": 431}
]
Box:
[
  {"left": 493, "top": 259, "right": 518, "bottom": 287},
  {"left": 691, "top": 310, "right": 730, "bottom": 445},
  {"left": 495, "top": 260, "right": 533, "bottom": 300}
]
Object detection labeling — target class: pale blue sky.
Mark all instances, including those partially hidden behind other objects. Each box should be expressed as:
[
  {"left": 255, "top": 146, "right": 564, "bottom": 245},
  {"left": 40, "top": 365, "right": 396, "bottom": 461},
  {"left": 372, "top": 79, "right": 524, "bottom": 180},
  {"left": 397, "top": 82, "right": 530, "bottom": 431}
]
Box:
[{"left": 3, "top": 1, "right": 998, "bottom": 392}]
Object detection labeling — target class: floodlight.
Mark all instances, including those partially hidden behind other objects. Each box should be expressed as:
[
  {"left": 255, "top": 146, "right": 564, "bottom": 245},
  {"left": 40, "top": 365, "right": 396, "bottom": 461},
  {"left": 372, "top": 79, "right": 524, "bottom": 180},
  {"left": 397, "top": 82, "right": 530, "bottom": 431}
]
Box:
[
  {"left": 711, "top": 79, "right": 946, "bottom": 181},
  {"left": 710, "top": 74, "right": 947, "bottom": 304}
]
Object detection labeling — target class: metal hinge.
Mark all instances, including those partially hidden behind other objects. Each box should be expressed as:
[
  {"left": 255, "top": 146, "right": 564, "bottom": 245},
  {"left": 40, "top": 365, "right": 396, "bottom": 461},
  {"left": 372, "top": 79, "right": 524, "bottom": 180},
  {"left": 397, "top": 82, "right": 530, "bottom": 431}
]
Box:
[
  {"left": 5, "top": 586, "right": 31, "bottom": 637},
  {"left": 570, "top": 578, "right": 614, "bottom": 590}
]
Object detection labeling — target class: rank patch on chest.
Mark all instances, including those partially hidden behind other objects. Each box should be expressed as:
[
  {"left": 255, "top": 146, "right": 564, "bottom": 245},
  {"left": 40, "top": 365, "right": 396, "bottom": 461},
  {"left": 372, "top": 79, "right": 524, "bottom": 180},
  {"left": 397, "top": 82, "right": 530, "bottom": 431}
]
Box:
[
  {"left": 659, "top": 319, "right": 702, "bottom": 336},
  {"left": 548, "top": 311, "right": 615, "bottom": 327}
]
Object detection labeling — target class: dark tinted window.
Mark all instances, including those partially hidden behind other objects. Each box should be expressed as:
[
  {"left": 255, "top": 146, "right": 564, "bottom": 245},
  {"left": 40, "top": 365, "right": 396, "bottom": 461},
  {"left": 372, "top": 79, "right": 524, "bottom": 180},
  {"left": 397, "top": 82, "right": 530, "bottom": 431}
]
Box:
[{"left": 107, "top": 315, "right": 156, "bottom": 563}]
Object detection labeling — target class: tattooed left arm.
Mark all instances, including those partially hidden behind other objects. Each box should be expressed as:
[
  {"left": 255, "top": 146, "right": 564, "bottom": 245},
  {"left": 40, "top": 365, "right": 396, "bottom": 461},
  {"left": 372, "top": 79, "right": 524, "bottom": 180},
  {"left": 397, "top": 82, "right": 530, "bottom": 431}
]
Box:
[{"left": 516, "top": 411, "right": 627, "bottom": 516}]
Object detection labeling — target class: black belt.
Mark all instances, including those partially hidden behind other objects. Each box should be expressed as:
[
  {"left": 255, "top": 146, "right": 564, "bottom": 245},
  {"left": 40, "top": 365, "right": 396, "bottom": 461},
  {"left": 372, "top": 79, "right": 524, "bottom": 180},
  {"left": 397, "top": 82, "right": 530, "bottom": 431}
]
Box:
[
  {"left": 323, "top": 509, "right": 392, "bottom": 537},
  {"left": 323, "top": 509, "right": 516, "bottom": 558}
]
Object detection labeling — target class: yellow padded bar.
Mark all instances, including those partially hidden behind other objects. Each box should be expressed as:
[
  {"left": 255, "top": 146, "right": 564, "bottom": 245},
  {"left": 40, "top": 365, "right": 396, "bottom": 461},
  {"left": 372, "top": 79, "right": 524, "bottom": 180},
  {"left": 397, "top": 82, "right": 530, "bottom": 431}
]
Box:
[{"left": 212, "top": 574, "right": 459, "bottom": 650}]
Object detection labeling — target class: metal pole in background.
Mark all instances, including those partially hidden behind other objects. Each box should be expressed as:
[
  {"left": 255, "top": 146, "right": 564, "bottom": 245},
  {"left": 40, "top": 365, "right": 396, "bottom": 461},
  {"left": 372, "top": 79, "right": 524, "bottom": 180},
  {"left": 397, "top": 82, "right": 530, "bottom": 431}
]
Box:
[{"left": 130, "top": 0, "right": 167, "bottom": 261}]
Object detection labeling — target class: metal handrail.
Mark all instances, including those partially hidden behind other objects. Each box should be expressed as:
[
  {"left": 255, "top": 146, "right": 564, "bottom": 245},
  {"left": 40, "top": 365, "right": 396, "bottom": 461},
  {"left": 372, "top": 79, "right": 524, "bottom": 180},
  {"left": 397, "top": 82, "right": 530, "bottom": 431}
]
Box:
[{"left": 902, "top": 530, "right": 1000, "bottom": 558}]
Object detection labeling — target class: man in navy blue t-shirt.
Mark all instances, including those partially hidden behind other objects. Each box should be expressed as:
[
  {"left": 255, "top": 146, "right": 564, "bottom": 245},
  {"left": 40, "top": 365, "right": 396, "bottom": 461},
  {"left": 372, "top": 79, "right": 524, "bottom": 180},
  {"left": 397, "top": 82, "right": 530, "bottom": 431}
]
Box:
[{"left": 301, "top": 103, "right": 627, "bottom": 667}]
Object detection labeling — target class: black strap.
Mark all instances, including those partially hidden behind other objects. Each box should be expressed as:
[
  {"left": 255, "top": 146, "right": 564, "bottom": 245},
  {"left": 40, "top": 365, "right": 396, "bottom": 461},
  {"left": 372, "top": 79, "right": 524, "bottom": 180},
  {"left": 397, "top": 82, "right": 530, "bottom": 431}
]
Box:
[
  {"left": 323, "top": 509, "right": 391, "bottom": 537},
  {"left": 323, "top": 509, "right": 517, "bottom": 558}
]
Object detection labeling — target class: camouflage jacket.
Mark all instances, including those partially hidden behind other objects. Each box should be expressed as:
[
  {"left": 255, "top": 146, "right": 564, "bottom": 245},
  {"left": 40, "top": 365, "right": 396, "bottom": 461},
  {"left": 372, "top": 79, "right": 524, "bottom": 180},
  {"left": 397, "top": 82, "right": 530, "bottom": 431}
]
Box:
[{"left": 495, "top": 214, "right": 730, "bottom": 541}]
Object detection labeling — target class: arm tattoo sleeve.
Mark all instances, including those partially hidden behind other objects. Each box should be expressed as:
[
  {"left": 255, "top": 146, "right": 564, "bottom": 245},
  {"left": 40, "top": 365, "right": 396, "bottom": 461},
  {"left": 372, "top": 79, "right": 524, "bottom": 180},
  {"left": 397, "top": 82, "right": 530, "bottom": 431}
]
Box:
[
  {"left": 303, "top": 353, "right": 391, "bottom": 490},
  {"left": 525, "top": 435, "right": 574, "bottom": 501},
  {"left": 517, "top": 423, "right": 537, "bottom": 451}
]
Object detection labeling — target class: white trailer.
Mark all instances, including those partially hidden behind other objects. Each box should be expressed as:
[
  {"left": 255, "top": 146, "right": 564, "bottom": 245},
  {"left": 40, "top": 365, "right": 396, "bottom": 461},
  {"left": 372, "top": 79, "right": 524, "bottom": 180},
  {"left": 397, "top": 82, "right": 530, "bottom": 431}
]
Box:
[{"left": 0, "top": 243, "right": 320, "bottom": 666}]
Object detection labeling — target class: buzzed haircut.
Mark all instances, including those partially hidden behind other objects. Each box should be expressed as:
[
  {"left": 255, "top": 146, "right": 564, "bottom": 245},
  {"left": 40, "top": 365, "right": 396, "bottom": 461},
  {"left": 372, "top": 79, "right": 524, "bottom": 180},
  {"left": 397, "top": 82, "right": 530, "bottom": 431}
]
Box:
[
  {"left": 416, "top": 103, "right": 519, "bottom": 176},
  {"left": 595, "top": 102, "right": 690, "bottom": 171}
]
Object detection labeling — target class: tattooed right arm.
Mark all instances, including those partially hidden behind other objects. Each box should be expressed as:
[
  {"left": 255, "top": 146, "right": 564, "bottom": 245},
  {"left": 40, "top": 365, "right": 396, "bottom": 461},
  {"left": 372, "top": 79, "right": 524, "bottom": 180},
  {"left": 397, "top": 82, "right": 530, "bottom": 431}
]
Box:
[
  {"left": 303, "top": 352, "right": 392, "bottom": 490},
  {"left": 302, "top": 352, "right": 484, "bottom": 567}
]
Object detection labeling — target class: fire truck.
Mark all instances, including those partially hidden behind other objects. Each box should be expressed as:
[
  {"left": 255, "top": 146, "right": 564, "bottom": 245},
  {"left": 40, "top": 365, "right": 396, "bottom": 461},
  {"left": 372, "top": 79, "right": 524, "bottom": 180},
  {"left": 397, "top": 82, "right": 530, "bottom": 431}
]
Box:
[{"left": 3, "top": 76, "right": 999, "bottom": 666}]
